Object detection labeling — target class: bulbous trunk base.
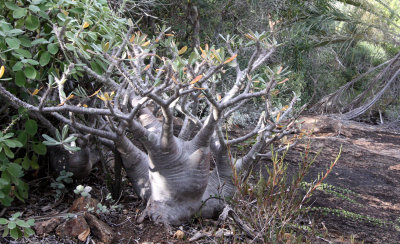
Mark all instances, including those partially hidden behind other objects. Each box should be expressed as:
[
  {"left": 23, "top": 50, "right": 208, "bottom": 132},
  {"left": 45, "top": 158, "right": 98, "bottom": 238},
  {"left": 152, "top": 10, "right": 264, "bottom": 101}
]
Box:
[{"left": 139, "top": 198, "right": 203, "bottom": 225}]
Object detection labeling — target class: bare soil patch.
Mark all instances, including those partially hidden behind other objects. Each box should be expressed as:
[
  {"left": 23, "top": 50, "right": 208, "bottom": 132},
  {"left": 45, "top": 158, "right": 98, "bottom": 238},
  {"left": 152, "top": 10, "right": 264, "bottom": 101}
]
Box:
[{"left": 283, "top": 115, "right": 400, "bottom": 243}]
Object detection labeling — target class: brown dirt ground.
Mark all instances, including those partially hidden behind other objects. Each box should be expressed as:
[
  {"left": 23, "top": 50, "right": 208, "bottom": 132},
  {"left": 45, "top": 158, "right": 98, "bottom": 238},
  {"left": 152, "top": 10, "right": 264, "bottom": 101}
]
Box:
[{"left": 283, "top": 115, "right": 400, "bottom": 243}]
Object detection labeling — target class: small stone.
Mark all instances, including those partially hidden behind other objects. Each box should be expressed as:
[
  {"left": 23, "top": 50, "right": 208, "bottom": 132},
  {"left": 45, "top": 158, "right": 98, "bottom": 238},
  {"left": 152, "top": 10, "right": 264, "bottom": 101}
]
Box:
[
  {"left": 69, "top": 196, "right": 99, "bottom": 213},
  {"left": 85, "top": 213, "right": 114, "bottom": 244},
  {"left": 56, "top": 215, "right": 90, "bottom": 241},
  {"left": 78, "top": 228, "right": 90, "bottom": 242},
  {"left": 34, "top": 217, "right": 61, "bottom": 235},
  {"left": 173, "top": 230, "right": 185, "bottom": 240},
  {"left": 215, "top": 229, "right": 224, "bottom": 238}
]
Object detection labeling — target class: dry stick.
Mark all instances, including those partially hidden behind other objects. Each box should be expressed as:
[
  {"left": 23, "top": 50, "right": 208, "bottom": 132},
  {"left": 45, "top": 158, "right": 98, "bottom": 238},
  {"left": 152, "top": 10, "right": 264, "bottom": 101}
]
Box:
[
  {"left": 342, "top": 67, "right": 400, "bottom": 119},
  {"left": 344, "top": 54, "right": 400, "bottom": 111},
  {"left": 310, "top": 56, "right": 394, "bottom": 113},
  {"left": 219, "top": 205, "right": 258, "bottom": 240}
]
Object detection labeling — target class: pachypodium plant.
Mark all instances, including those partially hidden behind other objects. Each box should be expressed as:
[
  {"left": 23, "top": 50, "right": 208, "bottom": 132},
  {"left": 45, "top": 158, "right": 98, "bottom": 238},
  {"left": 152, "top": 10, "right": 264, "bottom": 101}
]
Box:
[
  {"left": 0, "top": 1, "right": 303, "bottom": 225},
  {"left": 73, "top": 184, "right": 92, "bottom": 197},
  {"left": 50, "top": 170, "right": 73, "bottom": 200},
  {"left": 74, "top": 186, "right": 121, "bottom": 214}
]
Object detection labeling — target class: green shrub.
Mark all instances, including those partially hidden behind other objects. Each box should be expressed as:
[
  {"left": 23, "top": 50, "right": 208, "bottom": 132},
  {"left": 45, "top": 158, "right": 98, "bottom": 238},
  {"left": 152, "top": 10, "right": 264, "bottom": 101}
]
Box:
[{"left": 0, "top": 0, "right": 128, "bottom": 207}]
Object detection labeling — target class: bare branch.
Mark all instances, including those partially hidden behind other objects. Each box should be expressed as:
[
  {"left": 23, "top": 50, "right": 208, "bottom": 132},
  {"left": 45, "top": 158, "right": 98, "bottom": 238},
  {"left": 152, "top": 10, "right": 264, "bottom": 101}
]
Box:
[{"left": 51, "top": 112, "right": 118, "bottom": 140}]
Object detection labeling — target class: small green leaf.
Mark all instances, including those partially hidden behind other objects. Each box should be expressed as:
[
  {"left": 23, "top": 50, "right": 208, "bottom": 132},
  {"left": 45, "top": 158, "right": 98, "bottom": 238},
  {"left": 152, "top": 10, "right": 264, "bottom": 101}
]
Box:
[
  {"left": 12, "top": 62, "right": 24, "bottom": 71},
  {"left": 0, "top": 218, "right": 8, "bottom": 225},
  {"left": 39, "top": 51, "right": 51, "bottom": 66},
  {"left": 0, "top": 178, "right": 8, "bottom": 187},
  {"left": 2, "top": 226, "right": 9, "bottom": 237},
  {"left": 4, "top": 139, "right": 23, "bottom": 148},
  {"left": 70, "top": 7, "right": 84, "bottom": 14},
  {"left": 25, "top": 15, "right": 40, "bottom": 31},
  {"left": 42, "top": 134, "right": 58, "bottom": 143},
  {"left": 13, "top": 8, "right": 28, "bottom": 19},
  {"left": 39, "top": 10, "right": 49, "bottom": 20},
  {"left": 7, "top": 29, "right": 25, "bottom": 36},
  {"left": 55, "top": 129, "right": 61, "bottom": 141},
  {"left": 19, "top": 37, "right": 32, "bottom": 47},
  {"left": 90, "top": 61, "right": 103, "bottom": 75},
  {"left": 3, "top": 146, "right": 14, "bottom": 159},
  {"left": 7, "top": 221, "right": 16, "bottom": 229},
  {"left": 65, "top": 43, "right": 75, "bottom": 51},
  {"left": 32, "top": 0, "right": 44, "bottom": 4},
  {"left": 188, "top": 51, "right": 198, "bottom": 65},
  {"left": 47, "top": 43, "right": 59, "bottom": 54},
  {"left": 5, "top": 2, "right": 19, "bottom": 10},
  {"left": 31, "top": 38, "right": 48, "bottom": 45},
  {"left": 24, "top": 227, "right": 35, "bottom": 236},
  {"left": 63, "top": 144, "right": 81, "bottom": 152},
  {"left": 24, "top": 65, "right": 36, "bottom": 79},
  {"left": 61, "top": 125, "right": 69, "bottom": 139},
  {"left": 25, "top": 120, "right": 38, "bottom": 136},
  {"left": 1, "top": 133, "right": 14, "bottom": 140},
  {"left": 10, "top": 227, "right": 20, "bottom": 240},
  {"left": 26, "top": 219, "right": 35, "bottom": 226},
  {"left": 16, "top": 220, "right": 30, "bottom": 228},
  {"left": 32, "top": 143, "right": 46, "bottom": 155},
  {"left": 7, "top": 163, "right": 23, "bottom": 178},
  {"left": 28, "top": 5, "right": 41, "bottom": 13},
  {"left": 22, "top": 59, "right": 39, "bottom": 65},
  {"left": 30, "top": 154, "right": 39, "bottom": 169},
  {"left": 11, "top": 212, "right": 22, "bottom": 220},
  {"left": 15, "top": 71, "right": 26, "bottom": 87},
  {"left": 42, "top": 134, "right": 60, "bottom": 146},
  {"left": 22, "top": 156, "right": 30, "bottom": 170},
  {"left": 63, "top": 136, "right": 77, "bottom": 143},
  {"left": 14, "top": 48, "right": 32, "bottom": 59},
  {"left": 5, "top": 38, "right": 21, "bottom": 49}
]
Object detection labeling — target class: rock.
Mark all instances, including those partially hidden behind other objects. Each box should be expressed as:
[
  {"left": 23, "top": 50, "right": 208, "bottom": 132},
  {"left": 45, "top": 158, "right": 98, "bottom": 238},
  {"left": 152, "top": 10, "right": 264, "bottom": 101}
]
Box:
[
  {"left": 56, "top": 215, "right": 90, "bottom": 241},
  {"left": 173, "top": 230, "right": 185, "bottom": 240},
  {"left": 78, "top": 228, "right": 91, "bottom": 242},
  {"left": 85, "top": 213, "right": 114, "bottom": 244},
  {"left": 69, "top": 196, "right": 99, "bottom": 213},
  {"left": 34, "top": 217, "right": 61, "bottom": 235}
]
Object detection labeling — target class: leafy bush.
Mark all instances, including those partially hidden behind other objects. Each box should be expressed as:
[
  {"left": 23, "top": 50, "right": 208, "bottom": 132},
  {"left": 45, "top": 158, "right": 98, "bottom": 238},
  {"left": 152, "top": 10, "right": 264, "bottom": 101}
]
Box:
[
  {"left": 0, "top": 0, "right": 128, "bottom": 207},
  {"left": 0, "top": 113, "right": 47, "bottom": 206},
  {"left": 0, "top": 0, "right": 127, "bottom": 90},
  {"left": 0, "top": 131, "right": 26, "bottom": 206}
]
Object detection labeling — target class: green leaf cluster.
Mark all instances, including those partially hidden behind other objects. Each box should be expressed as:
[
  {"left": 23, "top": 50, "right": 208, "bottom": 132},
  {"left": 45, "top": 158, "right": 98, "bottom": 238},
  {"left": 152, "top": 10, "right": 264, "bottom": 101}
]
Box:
[
  {"left": 0, "top": 111, "right": 47, "bottom": 206},
  {"left": 50, "top": 170, "right": 73, "bottom": 200},
  {"left": 0, "top": 212, "right": 35, "bottom": 240},
  {"left": 0, "top": 0, "right": 61, "bottom": 88},
  {"left": 0, "top": 0, "right": 127, "bottom": 207}
]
